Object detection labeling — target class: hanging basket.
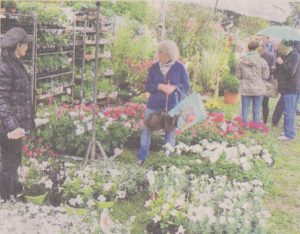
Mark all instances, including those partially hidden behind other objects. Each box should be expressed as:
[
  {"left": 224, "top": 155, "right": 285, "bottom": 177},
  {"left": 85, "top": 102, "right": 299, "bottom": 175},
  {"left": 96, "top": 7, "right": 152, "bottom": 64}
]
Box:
[{"left": 224, "top": 90, "right": 239, "bottom": 105}]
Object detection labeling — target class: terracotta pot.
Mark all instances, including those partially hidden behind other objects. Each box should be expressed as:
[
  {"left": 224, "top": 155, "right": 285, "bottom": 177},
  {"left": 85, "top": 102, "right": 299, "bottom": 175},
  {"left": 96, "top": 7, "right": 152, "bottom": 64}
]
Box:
[{"left": 224, "top": 90, "right": 239, "bottom": 105}]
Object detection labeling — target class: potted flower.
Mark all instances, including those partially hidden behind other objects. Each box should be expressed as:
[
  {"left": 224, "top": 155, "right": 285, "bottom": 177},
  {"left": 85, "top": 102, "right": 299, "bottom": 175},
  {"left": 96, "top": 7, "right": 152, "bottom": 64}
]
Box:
[
  {"left": 18, "top": 158, "right": 52, "bottom": 205},
  {"left": 92, "top": 173, "right": 118, "bottom": 210},
  {"left": 222, "top": 72, "right": 240, "bottom": 105},
  {"left": 62, "top": 166, "right": 96, "bottom": 215}
]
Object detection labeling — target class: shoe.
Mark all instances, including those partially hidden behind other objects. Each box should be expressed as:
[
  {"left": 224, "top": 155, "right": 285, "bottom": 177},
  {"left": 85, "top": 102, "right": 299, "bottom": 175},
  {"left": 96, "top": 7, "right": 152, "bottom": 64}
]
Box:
[
  {"left": 136, "top": 160, "right": 144, "bottom": 166},
  {"left": 278, "top": 135, "right": 293, "bottom": 141},
  {"left": 297, "top": 110, "right": 300, "bottom": 116}
]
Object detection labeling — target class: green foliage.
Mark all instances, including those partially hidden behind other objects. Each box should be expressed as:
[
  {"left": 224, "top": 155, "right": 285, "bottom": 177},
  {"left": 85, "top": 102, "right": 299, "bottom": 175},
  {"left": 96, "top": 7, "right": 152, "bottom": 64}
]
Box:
[
  {"left": 112, "top": 23, "right": 154, "bottom": 91},
  {"left": 4, "top": 0, "right": 16, "bottom": 10},
  {"left": 165, "top": 3, "right": 230, "bottom": 93},
  {"left": 228, "top": 48, "right": 237, "bottom": 74},
  {"left": 222, "top": 72, "right": 239, "bottom": 93},
  {"left": 112, "top": 1, "right": 152, "bottom": 23},
  {"left": 237, "top": 15, "right": 270, "bottom": 38},
  {"left": 18, "top": 2, "right": 67, "bottom": 26}
]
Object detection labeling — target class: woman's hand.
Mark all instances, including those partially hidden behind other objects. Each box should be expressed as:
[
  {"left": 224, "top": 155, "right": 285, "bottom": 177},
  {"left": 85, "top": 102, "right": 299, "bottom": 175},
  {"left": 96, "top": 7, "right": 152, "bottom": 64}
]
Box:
[
  {"left": 7, "top": 128, "right": 25, "bottom": 140},
  {"left": 158, "top": 84, "right": 176, "bottom": 95},
  {"left": 276, "top": 57, "right": 283, "bottom": 64}
]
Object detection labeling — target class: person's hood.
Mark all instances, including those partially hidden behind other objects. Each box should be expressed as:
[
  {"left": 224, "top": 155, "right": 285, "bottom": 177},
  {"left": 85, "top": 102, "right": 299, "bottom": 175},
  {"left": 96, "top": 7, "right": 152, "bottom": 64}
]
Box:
[{"left": 239, "top": 51, "right": 259, "bottom": 67}]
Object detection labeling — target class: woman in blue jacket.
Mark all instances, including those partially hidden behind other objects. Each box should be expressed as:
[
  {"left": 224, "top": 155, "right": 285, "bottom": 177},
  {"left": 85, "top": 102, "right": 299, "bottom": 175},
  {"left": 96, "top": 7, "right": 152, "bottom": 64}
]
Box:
[{"left": 137, "top": 40, "right": 190, "bottom": 164}]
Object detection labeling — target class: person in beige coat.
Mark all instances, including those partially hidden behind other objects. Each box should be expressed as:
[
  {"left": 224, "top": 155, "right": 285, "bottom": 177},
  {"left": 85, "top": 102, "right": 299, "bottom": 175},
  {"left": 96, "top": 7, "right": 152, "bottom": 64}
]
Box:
[{"left": 236, "top": 41, "right": 270, "bottom": 123}]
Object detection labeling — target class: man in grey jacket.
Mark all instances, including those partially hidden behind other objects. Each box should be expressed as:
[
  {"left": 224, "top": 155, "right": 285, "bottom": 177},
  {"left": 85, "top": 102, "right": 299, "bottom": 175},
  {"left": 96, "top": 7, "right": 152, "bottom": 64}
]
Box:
[{"left": 236, "top": 40, "right": 270, "bottom": 123}]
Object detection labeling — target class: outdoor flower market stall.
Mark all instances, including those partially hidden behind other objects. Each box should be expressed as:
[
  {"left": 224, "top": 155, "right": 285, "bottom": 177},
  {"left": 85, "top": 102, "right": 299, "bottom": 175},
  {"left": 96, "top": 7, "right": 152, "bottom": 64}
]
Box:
[{"left": 1, "top": 0, "right": 300, "bottom": 234}]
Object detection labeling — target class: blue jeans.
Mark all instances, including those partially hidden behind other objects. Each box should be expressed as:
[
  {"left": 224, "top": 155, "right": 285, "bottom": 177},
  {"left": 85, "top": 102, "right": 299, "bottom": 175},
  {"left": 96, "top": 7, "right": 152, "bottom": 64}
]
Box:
[
  {"left": 241, "top": 95, "right": 263, "bottom": 123},
  {"left": 137, "top": 108, "right": 176, "bottom": 161},
  {"left": 282, "top": 93, "right": 300, "bottom": 139}
]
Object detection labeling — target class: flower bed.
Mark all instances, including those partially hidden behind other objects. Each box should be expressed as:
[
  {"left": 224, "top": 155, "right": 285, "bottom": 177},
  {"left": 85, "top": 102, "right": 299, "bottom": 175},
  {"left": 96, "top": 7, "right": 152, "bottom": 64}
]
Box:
[
  {"left": 145, "top": 166, "right": 270, "bottom": 234},
  {"left": 35, "top": 102, "right": 145, "bottom": 156}
]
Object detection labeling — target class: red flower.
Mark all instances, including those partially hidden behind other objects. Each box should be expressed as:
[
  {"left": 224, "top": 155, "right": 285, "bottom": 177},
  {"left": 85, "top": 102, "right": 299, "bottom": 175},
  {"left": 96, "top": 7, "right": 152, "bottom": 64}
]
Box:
[
  {"left": 22, "top": 144, "right": 29, "bottom": 152},
  {"left": 26, "top": 150, "right": 33, "bottom": 158}
]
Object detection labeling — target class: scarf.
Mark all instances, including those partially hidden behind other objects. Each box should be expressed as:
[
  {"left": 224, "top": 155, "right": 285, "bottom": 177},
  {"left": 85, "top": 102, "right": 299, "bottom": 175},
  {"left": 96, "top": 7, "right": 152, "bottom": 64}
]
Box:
[{"left": 159, "top": 60, "right": 176, "bottom": 77}]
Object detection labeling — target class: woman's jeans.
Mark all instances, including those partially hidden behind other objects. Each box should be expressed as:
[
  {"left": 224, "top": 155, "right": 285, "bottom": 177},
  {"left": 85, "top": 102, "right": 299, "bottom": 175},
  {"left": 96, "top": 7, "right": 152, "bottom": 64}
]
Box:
[
  {"left": 138, "top": 109, "right": 176, "bottom": 161},
  {"left": 282, "top": 93, "right": 300, "bottom": 139},
  {"left": 241, "top": 95, "right": 263, "bottom": 123},
  {"left": 0, "top": 132, "right": 22, "bottom": 200}
]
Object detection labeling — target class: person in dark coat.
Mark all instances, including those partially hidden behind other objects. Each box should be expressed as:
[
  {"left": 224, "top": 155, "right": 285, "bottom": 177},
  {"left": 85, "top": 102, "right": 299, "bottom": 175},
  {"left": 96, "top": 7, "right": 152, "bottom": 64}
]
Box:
[
  {"left": 257, "top": 46, "right": 276, "bottom": 124},
  {"left": 0, "top": 27, "right": 34, "bottom": 200},
  {"left": 274, "top": 40, "right": 300, "bottom": 140}
]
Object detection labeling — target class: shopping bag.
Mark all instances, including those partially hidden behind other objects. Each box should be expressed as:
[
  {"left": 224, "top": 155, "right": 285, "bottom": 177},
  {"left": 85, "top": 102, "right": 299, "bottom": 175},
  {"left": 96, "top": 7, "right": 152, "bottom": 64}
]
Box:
[{"left": 168, "top": 93, "right": 207, "bottom": 131}]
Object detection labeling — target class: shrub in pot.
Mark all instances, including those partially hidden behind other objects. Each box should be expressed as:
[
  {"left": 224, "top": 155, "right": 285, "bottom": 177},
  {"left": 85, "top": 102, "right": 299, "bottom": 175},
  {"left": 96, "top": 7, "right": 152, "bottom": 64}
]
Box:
[{"left": 222, "top": 72, "right": 239, "bottom": 104}]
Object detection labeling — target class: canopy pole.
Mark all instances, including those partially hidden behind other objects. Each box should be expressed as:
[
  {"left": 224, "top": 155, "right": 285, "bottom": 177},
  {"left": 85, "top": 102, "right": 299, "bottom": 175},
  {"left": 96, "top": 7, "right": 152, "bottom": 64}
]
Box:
[{"left": 214, "top": 0, "right": 219, "bottom": 14}]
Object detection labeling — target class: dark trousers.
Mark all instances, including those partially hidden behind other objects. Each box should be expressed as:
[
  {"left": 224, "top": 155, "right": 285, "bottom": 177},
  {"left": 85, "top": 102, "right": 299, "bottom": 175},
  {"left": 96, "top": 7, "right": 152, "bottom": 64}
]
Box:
[
  {"left": 272, "top": 95, "right": 284, "bottom": 126},
  {"left": 262, "top": 96, "right": 269, "bottom": 124},
  {"left": 0, "top": 132, "right": 22, "bottom": 200}
]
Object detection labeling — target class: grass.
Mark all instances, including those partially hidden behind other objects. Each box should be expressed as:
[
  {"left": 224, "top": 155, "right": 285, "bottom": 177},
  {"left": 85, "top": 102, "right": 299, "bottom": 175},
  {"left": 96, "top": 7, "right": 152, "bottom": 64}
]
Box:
[{"left": 115, "top": 96, "right": 300, "bottom": 233}]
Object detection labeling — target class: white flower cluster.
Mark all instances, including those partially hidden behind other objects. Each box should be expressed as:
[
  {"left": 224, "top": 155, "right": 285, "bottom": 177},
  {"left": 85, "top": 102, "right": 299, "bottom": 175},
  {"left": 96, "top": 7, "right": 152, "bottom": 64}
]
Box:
[
  {"left": 145, "top": 166, "right": 270, "bottom": 233},
  {"left": 175, "top": 139, "right": 274, "bottom": 171},
  {"left": 18, "top": 158, "right": 52, "bottom": 189},
  {"left": 34, "top": 118, "right": 49, "bottom": 127}
]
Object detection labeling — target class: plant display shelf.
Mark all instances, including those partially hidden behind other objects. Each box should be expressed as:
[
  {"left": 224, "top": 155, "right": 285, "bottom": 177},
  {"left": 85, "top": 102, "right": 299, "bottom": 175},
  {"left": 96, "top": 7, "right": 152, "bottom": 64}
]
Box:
[
  {"left": 37, "top": 71, "right": 73, "bottom": 81},
  {"left": 37, "top": 50, "right": 73, "bottom": 56},
  {"left": 74, "top": 9, "right": 114, "bottom": 103}
]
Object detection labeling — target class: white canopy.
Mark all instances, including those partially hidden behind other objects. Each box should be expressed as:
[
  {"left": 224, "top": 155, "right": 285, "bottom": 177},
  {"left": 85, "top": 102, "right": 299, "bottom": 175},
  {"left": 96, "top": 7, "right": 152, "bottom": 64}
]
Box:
[{"left": 172, "top": 0, "right": 300, "bottom": 23}]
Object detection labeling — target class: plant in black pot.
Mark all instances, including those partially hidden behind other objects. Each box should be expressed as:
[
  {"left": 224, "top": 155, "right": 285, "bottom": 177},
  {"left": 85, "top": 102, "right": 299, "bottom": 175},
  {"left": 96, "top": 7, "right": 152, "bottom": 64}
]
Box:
[{"left": 222, "top": 72, "right": 240, "bottom": 105}]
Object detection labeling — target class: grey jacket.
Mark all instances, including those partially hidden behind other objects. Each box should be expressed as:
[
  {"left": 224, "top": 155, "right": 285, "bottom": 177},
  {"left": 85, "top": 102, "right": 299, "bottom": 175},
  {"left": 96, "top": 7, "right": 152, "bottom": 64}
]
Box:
[{"left": 236, "top": 52, "right": 270, "bottom": 96}]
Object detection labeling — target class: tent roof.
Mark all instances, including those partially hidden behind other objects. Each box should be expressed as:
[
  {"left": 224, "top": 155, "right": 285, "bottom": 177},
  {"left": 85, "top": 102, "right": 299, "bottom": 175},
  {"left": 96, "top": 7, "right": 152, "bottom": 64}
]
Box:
[{"left": 173, "top": 0, "right": 300, "bottom": 22}]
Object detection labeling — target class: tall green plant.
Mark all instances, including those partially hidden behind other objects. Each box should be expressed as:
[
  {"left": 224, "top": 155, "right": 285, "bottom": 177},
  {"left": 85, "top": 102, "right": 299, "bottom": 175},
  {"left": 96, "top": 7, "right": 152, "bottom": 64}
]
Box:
[
  {"left": 165, "top": 3, "right": 230, "bottom": 94},
  {"left": 112, "top": 23, "right": 154, "bottom": 91}
]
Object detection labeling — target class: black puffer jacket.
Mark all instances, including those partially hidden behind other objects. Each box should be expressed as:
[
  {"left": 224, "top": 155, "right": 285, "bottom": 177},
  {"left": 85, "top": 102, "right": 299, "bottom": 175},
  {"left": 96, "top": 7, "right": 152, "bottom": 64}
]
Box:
[
  {"left": 275, "top": 50, "right": 300, "bottom": 94},
  {"left": 0, "top": 49, "right": 34, "bottom": 132}
]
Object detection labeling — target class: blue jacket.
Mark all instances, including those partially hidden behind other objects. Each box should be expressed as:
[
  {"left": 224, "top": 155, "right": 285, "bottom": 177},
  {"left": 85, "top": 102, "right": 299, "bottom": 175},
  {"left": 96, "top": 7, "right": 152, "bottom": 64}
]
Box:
[{"left": 145, "top": 61, "right": 190, "bottom": 111}]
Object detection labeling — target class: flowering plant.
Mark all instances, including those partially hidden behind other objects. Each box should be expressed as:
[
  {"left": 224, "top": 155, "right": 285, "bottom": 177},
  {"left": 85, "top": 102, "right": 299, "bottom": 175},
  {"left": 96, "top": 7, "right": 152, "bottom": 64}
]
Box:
[
  {"left": 177, "top": 112, "right": 269, "bottom": 144},
  {"left": 38, "top": 102, "right": 145, "bottom": 156},
  {"left": 18, "top": 158, "right": 53, "bottom": 196},
  {"left": 62, "top": 165, "right": 99, "bottom": 209},
  {"left": 145, "top": 166, "right": 270, "bottom": 233}
]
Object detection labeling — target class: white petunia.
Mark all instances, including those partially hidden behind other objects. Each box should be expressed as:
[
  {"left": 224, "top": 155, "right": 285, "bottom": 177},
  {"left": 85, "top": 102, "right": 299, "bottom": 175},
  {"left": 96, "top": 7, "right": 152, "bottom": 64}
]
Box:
[
  {"left": 97, "top": 195, "right": 107, "bottom": 202},
  {"left": 45, "top": 179, "right": 53, "bottom": 189},
  {"left": 75, "top": 125, "right": 85, "bottom": 136},
  {"left": 103, "top": 182, "right": 113, "bottom": 192},
  {"left": 153, "top": 215, "right": 161, "bottom": 223},
  {"left": 87, "top": 199, "right": 95, "bottom": 208},
  {"left": 176, "top": 225, "right": 185, "bottom": 234},
  {"left": 146, "top": 170, "right": 156, "bottom": 186}
]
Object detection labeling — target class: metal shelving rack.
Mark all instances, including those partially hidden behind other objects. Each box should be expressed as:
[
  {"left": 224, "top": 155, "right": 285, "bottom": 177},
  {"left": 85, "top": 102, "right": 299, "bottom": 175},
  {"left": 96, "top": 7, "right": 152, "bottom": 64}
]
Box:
[{"left": 74, "top": 9, "right": 114, "bottom": 103}]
